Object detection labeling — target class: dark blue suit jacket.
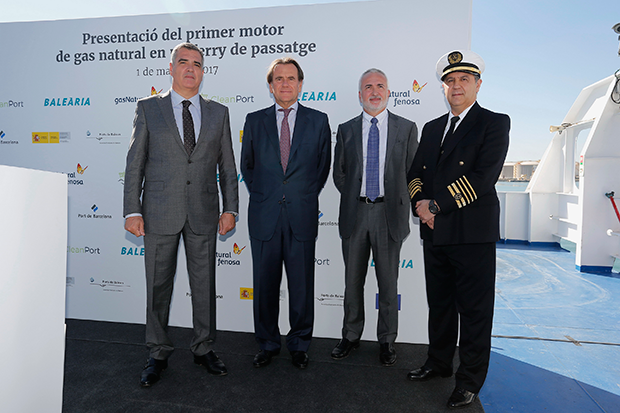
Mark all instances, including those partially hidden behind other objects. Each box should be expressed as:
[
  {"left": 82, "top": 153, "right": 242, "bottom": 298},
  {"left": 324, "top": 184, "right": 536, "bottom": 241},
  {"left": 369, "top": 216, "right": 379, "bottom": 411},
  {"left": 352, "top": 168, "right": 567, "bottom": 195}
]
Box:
[
  {"left": 240, "top": 103, "right": 331, "bottom": 242},
  {"left": 408, "top": 102, "right": 510, "bottom": 245}
]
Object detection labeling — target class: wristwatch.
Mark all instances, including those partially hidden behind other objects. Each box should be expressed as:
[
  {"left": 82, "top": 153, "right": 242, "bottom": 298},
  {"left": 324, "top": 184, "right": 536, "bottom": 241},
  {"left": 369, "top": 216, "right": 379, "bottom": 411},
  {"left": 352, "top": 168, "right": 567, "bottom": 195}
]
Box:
[{"left": 428, "top": 199, "right": 439, "bottom": 215}]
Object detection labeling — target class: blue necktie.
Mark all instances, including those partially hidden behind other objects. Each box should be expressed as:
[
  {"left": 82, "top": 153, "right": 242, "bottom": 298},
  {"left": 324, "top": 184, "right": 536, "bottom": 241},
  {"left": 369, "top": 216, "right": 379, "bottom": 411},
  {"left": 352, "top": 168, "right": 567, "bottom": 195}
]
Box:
[{"left": 366, "top": 117, "right": 380, "bottom": 201}]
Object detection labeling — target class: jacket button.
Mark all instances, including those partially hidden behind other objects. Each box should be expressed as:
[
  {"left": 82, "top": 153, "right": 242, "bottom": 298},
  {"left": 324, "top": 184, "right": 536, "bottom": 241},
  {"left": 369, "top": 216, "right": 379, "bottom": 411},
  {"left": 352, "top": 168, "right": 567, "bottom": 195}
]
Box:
[
  {"left": 188, "top": 160, "right": 192, "bottom": 164},
  {"left": 459, "top": 161, "right": 464, "bottom": 166},
  {"left": 423, "top": 165, "right": 427, "bottom": 170},
  {"left": 186, "top": 181, "right": 191, "bottom": 185},
  {"left": 283, "top": 180, "right": 288, "bottom": 184}
]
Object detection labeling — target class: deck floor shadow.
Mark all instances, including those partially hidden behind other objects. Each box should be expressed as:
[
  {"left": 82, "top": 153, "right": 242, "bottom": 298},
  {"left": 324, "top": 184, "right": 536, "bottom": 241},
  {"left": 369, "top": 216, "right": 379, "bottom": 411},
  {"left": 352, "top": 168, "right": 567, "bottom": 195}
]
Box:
[{"left": 63, "top": 319, "right": 484, "bottom": 413}]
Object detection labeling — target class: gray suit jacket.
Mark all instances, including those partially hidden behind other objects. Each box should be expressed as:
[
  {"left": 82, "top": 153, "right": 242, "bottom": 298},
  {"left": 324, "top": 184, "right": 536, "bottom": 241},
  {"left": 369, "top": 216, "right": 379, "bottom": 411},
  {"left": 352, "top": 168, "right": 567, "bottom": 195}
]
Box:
[
  {"left": 333, "top": 111, "right": 418, "bottom": 242},
  {"left": 123, "top": 90, "right": 238, "bottom": 235}
]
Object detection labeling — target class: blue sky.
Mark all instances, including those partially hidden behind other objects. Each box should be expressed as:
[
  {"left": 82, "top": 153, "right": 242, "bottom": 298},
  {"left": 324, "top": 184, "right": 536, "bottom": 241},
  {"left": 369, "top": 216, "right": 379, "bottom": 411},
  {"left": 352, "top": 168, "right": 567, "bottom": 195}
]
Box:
[{"left": 1, "top": 0, "right": 618, "bottom": 161}]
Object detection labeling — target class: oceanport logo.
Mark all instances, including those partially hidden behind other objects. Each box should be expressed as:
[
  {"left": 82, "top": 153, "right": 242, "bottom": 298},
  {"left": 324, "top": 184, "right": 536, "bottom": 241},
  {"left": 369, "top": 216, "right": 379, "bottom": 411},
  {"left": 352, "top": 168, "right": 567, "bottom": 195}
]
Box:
[
  {"left": 67, "top": 246, "right": 101, "bottom": 254},
  {"left": 315, "top": 257, "right": 330, "bottom": 266},
  {"left": 0, "top": 130, "right": 18, "bottom": 145},
  {"left": 299, "top": 91, "right": 336, "bottom": 102},
  {"left": 44, "top": 97, "right": 90, "bottom": 106},
  {"left": 32, "top": 131, "right": 70, "bottom": 144},
  {"left": 0, "top": 100, "right": 24, "bottom": 108},
  {"left": 201, "top": 93, "right": 255, "bottom": 104}
]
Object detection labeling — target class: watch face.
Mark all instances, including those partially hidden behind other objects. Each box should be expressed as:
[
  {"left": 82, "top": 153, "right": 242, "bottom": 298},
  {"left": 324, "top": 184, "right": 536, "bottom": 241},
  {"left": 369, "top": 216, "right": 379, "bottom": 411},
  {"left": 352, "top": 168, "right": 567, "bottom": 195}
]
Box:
[{"left": 429, "top": 200, "right": 438, "bottom": 214}]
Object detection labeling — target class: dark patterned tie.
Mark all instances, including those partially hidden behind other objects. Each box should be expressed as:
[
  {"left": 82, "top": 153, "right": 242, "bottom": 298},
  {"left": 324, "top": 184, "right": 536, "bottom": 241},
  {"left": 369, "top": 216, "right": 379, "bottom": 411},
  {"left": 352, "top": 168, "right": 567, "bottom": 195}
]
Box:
[
  {"left": 182, "top": 100, "right": 195, "bottom": 155},
  {"left": 366, "top": 117, "right": 380, "bottom": 201},
  {"left": 279, "top": 108, "right": 292, "bottom": 172}
]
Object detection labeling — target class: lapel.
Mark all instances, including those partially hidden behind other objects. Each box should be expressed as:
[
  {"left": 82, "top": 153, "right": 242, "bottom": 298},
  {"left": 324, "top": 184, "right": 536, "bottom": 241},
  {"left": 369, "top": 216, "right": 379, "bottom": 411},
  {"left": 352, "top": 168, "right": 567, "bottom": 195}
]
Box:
[
  {"left": 352, "top": 115, "right": 364, "bottom": 173},
  {"left": 261, "top": 105, "right": 280, "bottom": 157},
  {"left": 289, "top": 103, "right": 308, "bottom": 163},
  {"left": 439, "top": 102, "right": 481, "bottom": 163},
  {"left": 193, "top": 96, "right": 213, "bottom": 156},
  {"left": 156, "top": 91, "right": 187, "bottom": 156},
  {"left": 385, "top": 111, "right": 400, "bottom": 172}
]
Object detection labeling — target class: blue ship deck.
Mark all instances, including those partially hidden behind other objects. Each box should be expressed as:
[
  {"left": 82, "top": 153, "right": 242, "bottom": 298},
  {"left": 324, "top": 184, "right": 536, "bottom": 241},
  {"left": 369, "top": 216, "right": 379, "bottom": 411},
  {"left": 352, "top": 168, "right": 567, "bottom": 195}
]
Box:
[{"left": 481, "top": 243, "right": 620, "bottom": 412}]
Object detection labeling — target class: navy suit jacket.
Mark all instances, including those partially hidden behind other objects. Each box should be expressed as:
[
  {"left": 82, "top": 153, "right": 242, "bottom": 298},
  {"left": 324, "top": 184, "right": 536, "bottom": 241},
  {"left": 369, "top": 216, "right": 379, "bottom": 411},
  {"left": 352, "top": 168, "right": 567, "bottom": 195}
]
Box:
[
  {"left": 240, "top": 103, "right": 331, "bottom": 242},
  {"left": 408, "top": 102, "right": 510, "bottom": 245}
]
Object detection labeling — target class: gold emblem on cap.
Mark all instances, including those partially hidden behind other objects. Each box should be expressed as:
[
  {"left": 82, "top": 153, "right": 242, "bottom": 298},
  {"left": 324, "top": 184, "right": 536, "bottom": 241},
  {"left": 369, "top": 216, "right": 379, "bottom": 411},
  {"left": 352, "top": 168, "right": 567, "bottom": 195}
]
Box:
[{"left": 448, "top": 52, "right": 463, "bottom": 64}]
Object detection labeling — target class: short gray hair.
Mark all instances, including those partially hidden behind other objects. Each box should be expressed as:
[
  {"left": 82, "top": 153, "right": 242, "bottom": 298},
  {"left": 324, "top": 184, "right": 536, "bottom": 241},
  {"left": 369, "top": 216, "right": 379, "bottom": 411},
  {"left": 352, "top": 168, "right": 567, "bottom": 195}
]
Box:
[
  {"left": 358, "top": 68, "right": 389, "bottom": 91},
  {"left": 170, "top": 42, "right": 204, "bottom": 66}
]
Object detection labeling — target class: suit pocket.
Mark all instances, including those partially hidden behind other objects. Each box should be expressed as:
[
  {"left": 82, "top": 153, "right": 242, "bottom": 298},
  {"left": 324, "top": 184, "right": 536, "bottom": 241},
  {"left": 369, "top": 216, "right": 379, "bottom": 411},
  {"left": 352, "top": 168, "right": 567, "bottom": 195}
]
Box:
[{"left": 144, "top": 181, "right": 164, "bottom": 191}]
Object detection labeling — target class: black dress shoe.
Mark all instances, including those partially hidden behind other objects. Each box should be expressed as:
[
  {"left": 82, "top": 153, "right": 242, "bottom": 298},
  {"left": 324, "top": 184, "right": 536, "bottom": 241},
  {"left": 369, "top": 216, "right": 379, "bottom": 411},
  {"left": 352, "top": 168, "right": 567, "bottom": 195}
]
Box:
[
  {"left": 379, "top": 343, "right": 397, "bottom": 366},
  {"left": 140, "top": 358, "right": 168, "bottom": 387},
  {"left": 331, "top": 338, "right": 360, "bottom": 360},
  {"left": 447, "top": 387, "right": 477, "bottom": 409},
  {"left": 253, "top": 349, "right": 279, "bottom": 368},
  {"left": 194, "top": 351, "right": 227, "bottom": 376},
  {"left": 291, "top": 351, "right": 309, "bottom": 369},
  {"left": 407, "top": 365, "right": 453, "bottom": 381}
]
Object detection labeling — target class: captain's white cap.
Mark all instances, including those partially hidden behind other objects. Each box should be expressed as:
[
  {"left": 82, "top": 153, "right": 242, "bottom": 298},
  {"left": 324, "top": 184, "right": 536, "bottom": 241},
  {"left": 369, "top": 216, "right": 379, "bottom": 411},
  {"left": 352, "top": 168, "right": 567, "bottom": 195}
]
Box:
[{"left": 436, "top": 50, "right": 485, "bottom": 81}]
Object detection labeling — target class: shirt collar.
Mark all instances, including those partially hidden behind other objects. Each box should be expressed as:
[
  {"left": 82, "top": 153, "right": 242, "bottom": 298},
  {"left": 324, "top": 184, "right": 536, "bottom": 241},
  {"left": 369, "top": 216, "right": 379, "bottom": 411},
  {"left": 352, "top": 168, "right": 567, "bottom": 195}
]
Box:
[
  {"left": 362, "top": 108, "right": 389, "bottom": 124},
  {"left": 450, "top": 101, "right": 475, "bottom": 121},
  {"left": 276, "top": 101, "right": 299, "bottom": 113},
  {"left": 170, "top": 88, "right": 201, "bottom": 108}
]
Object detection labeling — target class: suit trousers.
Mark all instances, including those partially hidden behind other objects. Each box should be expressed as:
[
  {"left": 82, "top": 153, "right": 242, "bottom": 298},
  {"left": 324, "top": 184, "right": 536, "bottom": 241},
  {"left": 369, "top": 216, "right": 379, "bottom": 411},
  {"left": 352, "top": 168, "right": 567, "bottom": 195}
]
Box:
[
  {"left": 341, "top": 201, "right": 401, "bottom": 344},
  {"left": 422, "top": 240, "right": 496, "bottom": 393},
  {"left": 144, "top": 220, "right": 217, "bottom": 360},
  {"left": 251, "top": 203, "right": 315, "bottom": 353}
]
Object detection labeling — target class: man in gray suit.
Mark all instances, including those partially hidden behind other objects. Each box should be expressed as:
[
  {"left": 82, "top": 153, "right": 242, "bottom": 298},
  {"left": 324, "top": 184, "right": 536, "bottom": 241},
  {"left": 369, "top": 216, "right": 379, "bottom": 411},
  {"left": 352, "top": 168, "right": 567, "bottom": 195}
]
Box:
[
  {"left": 331, "top": 68, "right": 418, "bottom": 365},
  {"left": 123, "top": 42, "right": 239, "bottom": 387}
]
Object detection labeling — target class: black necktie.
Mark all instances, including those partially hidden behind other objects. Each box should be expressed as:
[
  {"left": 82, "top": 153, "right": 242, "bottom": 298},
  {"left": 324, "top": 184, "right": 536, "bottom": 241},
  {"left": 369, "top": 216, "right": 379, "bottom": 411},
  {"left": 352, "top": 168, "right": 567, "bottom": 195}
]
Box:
[
  {"left": 442, "top": 115, "right": 460, "bottom": 149},
  {"left": 182, "top": 100, "right": 196, "bottom": 155}
]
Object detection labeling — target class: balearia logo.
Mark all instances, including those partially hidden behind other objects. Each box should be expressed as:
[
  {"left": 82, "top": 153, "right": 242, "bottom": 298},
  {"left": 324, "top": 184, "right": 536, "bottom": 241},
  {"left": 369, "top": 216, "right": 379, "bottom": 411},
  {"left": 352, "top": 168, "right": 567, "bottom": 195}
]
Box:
[
  {"left": 0, "top": 130, "right": 18, "bottom": 145},
  {"left": 299, "top": 91, "right": 336, "bottom": 102},
  {"left": 316, "top": 293, "right": 344, "bottom": 307},
  {"left": 240, "top": 287, "right": 253, "bottom": 300},
  {"left": 201, "top": 93, "right": 255, "bottom": 104},
  {"left": 218, "top": 243, "right": 246, "bottom": 266},
  {"left": 121, "top": 246, "right": 145, "bottom": 256},
  {"left": 318, "top": 210, "right": 338, "bottom": 227},
  {"left": 0, "top": 100, "right": 24, "bottom": 108},
  {"left": 90, "top": 277, "right": 131, "bottom": 293},
  {"left": 77, "top": 204, "right": 112, "bottom": 219},
  {"left": 389, "top": 80, "right": 426, "bottom": 108},
  {"left": 32, "top": 131, "right": 71, "bottom": 144},
  {"left": 216, "top": 173, "right": 245, "bottom": 183},
  {"left": 370, "top": 258, "right": 415, "bottom": 269},
  {"left": 67, "top": 246, "right": 101, "bottom": 254},
  {"left": 376, "top": 293, "right": 401, "bottom": 310},
  {"left": 44, "top": 97, "right": 90, "bottom": 107}
]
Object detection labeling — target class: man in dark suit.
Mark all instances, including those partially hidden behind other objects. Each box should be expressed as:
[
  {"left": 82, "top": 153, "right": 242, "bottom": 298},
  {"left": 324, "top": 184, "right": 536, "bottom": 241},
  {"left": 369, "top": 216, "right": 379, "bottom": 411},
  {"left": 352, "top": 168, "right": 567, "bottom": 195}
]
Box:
[
  {"left": 123, "top": 42, "right": 239, "bottom": 387},
  {"left": 406, "top": 50, "right": 510, "bottom": 409},
  {"left": 240, "top": 57, "right": 331, "bottom": 369},
  {"left": 331, "top": 69, "right": 418, "bottom": 365}
]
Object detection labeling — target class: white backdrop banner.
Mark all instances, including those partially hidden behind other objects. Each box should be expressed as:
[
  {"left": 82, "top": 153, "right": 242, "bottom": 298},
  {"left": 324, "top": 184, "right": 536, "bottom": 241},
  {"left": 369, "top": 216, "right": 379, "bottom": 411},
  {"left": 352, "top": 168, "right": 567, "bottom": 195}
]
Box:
[{"left": 0, "top": 0, "right": 472, "bottom": 344}]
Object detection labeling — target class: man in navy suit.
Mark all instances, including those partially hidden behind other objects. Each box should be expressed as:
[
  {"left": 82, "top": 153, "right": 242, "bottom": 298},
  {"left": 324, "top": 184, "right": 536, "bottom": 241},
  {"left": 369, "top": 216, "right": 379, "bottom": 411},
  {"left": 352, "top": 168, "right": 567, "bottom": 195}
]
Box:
[
  {"left": 240, "top": 57, "right": 331, "bottom": 369},
  {"left": 406, "top": 50, "right": 510, "bottom": 409}
]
